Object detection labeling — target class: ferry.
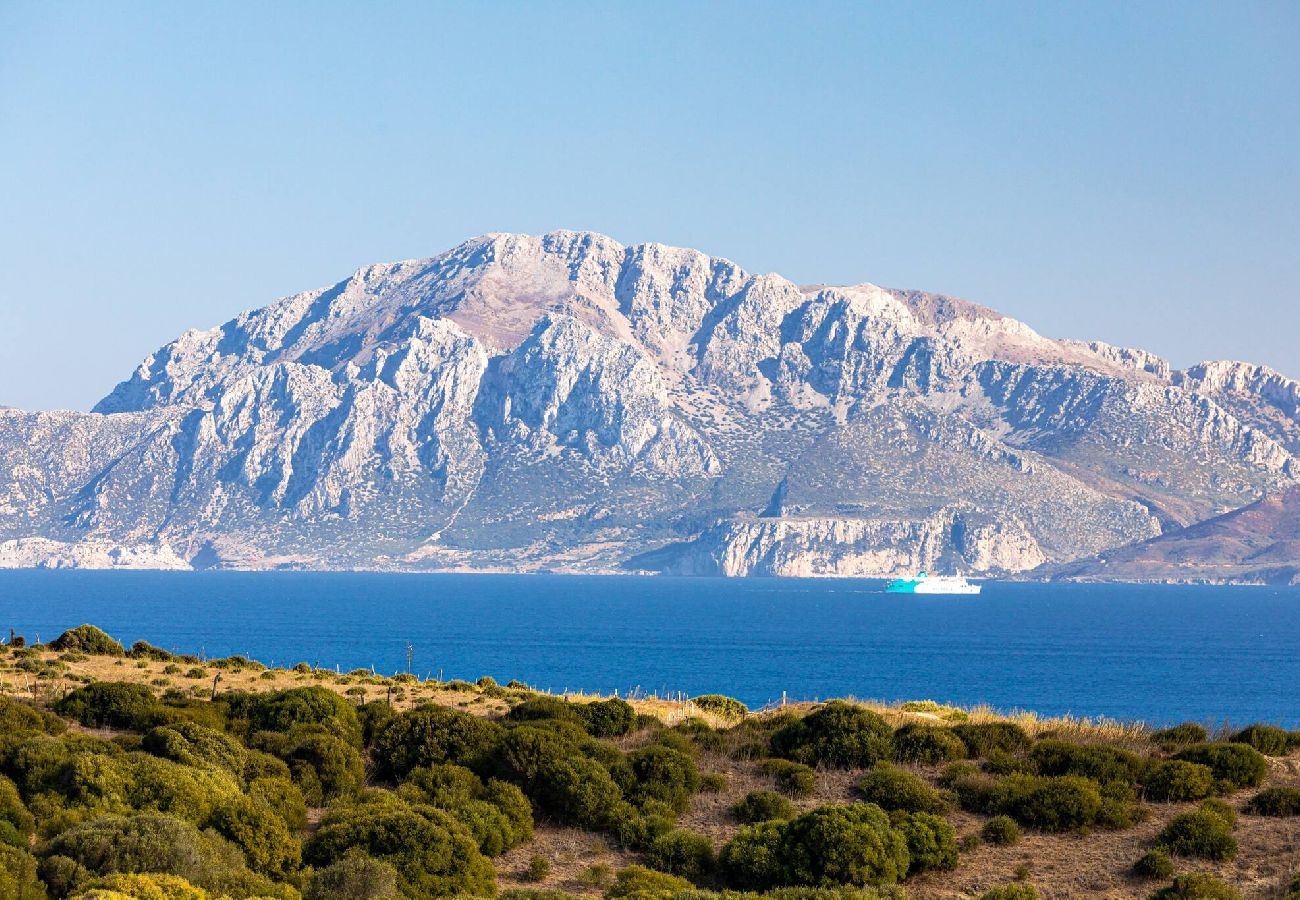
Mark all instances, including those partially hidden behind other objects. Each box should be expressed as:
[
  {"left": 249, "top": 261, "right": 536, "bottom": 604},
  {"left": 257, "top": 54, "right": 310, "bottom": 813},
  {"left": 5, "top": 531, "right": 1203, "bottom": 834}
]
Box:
[{"left": 885, "top": 570, "right": 981, "bottom": 595}]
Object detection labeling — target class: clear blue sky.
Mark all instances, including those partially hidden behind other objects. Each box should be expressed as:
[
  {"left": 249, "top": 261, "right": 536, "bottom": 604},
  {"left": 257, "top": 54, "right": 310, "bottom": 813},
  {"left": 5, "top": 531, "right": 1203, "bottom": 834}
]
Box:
[{"left": 2, "top": 1, "right": 1296, "bottom": 411}]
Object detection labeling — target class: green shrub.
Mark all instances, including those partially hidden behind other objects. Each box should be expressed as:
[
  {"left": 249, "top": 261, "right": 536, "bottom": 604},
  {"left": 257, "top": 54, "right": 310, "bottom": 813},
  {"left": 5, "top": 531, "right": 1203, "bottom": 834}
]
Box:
[
  {"left": 606, "top": 864, "right": 693, "bottom": 899},
  {"left": 206, "top": 795, "right": 301, "bottom": 878},
  {"left": 1199, "top": 797, "right": 1237, "bottom": 826},
  {"left": 647, "top": 829, "right": 715, "bottom": 880},
  {"left": 304, "top": 852, "right": 402, "bottom": 900},
  {"left": 897, "top": 811, "right": 957, "bottom": 874},
  {"left": 577, "top": 699, "right": 637, "bottom": 737},
  {"left": 1143, "top": 760, "right": 1215, "bottom": 802},
  {"left": 235, "top": 686, "right": 361, "bottom": 745},
  {"left": 733, "top": 791, "right": 796, "bottom": 823},
  {"left": 857, "top": 764, "right": 948, "bottom": 814},
  {"left": 0, "top": 844, "right": 44, "bottom": 899},
  {"left": 778, "top": 803, "right": 909, "bottom": 887},
  {"left": 981, "top": 815, "right": 1019, "bottom": 846},
  {"left": 398, "top": 765, "right": 533, "bottom": 856},
  {"left": 980, "top": 887, "right": 1037, "bottom": 900},
  {"left": 127, "top": 641, "right": 176, "bottom": 662},
  {"left": 1287, "top": 872, "right": 1300, "bottom": 900},
  {"left": 55, "top": 682, "right": 158, "bottom": 729},
  {"left": 1229, "top": 724, "right": 1290, "bottom": 756},
  {"left": 304, "top": 798, "right": 495, "bottom": 897},
  {"left": 257, "top": 726, "right": 366, "bottom": 806},
  {"left": 770, "top": 702, "right": 893, "bottom": 768},
  {"left": 141, "top": 721, "right": 248, "bottom": 777},
  {"left": 1156, "top": 809, "right": 1237, "bottom": 860},
  {"left": 525, "top": 855, "right": 551, "bottom": 883},
  {"left": 1151, "top": 723, "right": 1209, "bottom": 751},
  {"left": 1148, "top": 872, "right": 1242, "bottom": 899},
  {"left": 988, "top": 775, "right": 1102, "bottom": 832},
  {"left": 75, "top": 872, "right": 211, "bottom": 898},
  {"left": 0, "top": 776, "right": 35, "bottom": 845},
  {"left": 951, "top": 722, "right": 1030, "bottom": 758},
  {"left": 938, "top": 760, "right": 980, "bottom": 787},
  {"left": 759, "top": 760, "right": 816, "bottom": 798},
  {"left": 628, "top": 745, "right": 700, "bottom": 813},
  {"left": 692, "top": 695, "right": 749, "bottom": 721},
  {"left": 507, "top": 697, "right": 581, "bottom": 724},
  {"left": 611, "top": 806, "right": 675, "bottom": 851},
  {"left": 1174, "top": 743, "right": 1267, "bottom": 789},
  {"left": 1133, "top": 848, "right": 1174, "bottom": 879},
  {"left": 0, "top": 695, "right": 66, "bottom": 736},
  {"left": 1244, "top": 786, "right": 1300, "bottom": 816},
  {"left": 371, "top": 706, "right": 503, "bottom": 779},
  {"left": 700, "top": 773, "right": 728, "bottom": 793},
  {"left": 51, "top": 625, "right": 125, "bottom": 656},
  {"left": 1029, "top": 740, "right": 1145, "bottom": 786},
  {"left": 534, "top": 755, "right": 626, "bottom": 829},
  {"left": 892, "top": 724, "right": 966, "bottom": 764},
  {"left": 247, "top": 776, "right": 307, "bottom": 831},
  {"left": 718, "top": 821, "right": 786, "bottom": 891}
]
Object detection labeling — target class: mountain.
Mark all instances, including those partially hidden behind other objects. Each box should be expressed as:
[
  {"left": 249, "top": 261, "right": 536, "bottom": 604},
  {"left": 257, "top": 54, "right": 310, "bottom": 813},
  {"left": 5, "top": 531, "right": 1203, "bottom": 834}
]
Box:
[{"left": 1, "top": 231, "right": 1297, "bottom": 577}]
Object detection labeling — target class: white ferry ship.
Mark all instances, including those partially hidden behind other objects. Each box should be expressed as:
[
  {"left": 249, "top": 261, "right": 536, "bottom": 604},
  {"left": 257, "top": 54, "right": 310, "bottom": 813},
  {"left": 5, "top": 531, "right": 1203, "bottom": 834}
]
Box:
[{"left": 885, "top": 570, "right": 981, "bottom": 595}]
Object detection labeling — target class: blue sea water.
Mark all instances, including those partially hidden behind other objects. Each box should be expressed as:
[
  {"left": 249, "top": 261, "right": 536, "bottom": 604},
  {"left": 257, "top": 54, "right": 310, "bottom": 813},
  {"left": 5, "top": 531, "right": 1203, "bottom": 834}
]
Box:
[{"left": 1, "top": 571, "right": 1296, "bottom": 727}]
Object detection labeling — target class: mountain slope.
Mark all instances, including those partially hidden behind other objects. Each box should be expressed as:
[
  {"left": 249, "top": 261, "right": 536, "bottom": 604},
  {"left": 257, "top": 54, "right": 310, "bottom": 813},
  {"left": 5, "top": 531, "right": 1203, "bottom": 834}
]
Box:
[{"left": 2, "top": 231, "right": 1296, "bottom": 577}]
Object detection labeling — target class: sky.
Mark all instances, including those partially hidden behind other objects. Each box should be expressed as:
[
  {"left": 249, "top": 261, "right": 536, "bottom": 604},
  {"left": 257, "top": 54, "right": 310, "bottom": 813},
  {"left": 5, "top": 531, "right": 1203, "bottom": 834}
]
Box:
[{"left": 1, "top": 1, "right": 1297, "bottom": 411}]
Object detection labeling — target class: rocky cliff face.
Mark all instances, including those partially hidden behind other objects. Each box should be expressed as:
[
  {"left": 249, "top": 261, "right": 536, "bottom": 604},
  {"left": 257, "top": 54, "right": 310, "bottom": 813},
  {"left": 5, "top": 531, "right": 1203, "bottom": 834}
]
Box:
[{"left": 2, "top": 231, "right": 1296, "bottom": 578}]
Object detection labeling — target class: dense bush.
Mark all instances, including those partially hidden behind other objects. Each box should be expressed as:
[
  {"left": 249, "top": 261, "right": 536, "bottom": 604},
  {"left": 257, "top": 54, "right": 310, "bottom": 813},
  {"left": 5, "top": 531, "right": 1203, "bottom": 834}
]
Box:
[
  {"left": 1244, "top": 786, "right": 1300, "bottom": 816},
  {"left": 507, "top": 697, "right": 581, "bottom": 725},
  {"left": 1174, "top": 743, "right": 1267, "bottom": 789},
  {"left": 1148, "top": 872, "right": 1242, "bottom": 899},
  {"left": 141, "top": 721, "right": 247, "bottom": 777},
  {"left": 233, "top": 687, "right": 361, "bottom": 745},
  {"left": 1133, "top": 848, "right": 1174, "bottom": 879},
  {"left": 1151, "top": 723, "right": 1209, "bottom": 751},
  {"left": 533, "top": 755, "right": 625, "bottom": 829},
  {"left": 1142, "top": 760, "right": 1215, "bottom": 802},
  {"left": 987, "top": 775, "right": 1103, "bottom": 832},
  {"left": 0, "top": 844, "right": 44, "bottom": 899},
  {"left": 55, "top": 682, "right": 158, "bottom": 730},
  {"left": 647, "top": 829, "right": 715, "bottom": 880},
  {"left": 777, "top": 804, "right": 909, "bottom": 888},
  {"left": 247, "top": 776, "right": 307, "bottom": 831},
  {"left": 732, "top": 791, "right": 796, "bottom": 823},
  {"left": 0, "top": 776, "right": 35, "bottom": 847},
  {"left": 0, "top": 695, "right": 66, "bottom": 736},
  {"left": 74, "top": 872, "right": 210, "bottom": 899},
  {"left": 897, "top": 811, "right": 958, "bottom": 874},
  {"left": 258, "top": 726, "right": 365, "bottom": 806},
  {"left": 628, "top": 745, "right": 700, "bottom": 813},
  {"left": 692, "top": 695, "right": 749, "bottom": 721},
  {"left": 770, "top": 702, "right": 893, "bottom": 769},
  {"left": 1199, "top": 797, "right": 1237, "bottom": 826},
  {"left": 1229, "top": 724, "right": 1291, "bottom": 756},
  {"left": 979, "top": 887, "right": 1037, "bottom": 900},
  {"left": 127, "top": 641, "right": 176, "bottom": 662},
  {"left": 951, "top": 722, "right": 1030, "bottom": 758},
  {"left": 606, "top": 865, "right": 693, "bottom": 899},
  {"left": 304, "top": 853, "right": 401, "bottom": 900},
  {"left": 1155, "top": 808, "right": 1237, "bottom": 860},
  {"left": 1029, "top": 740, "right": 1145, "bottom": 786},
  {"left": 857, "top": 764, "right": 949, "bottom": 814},
  {"left": 718, "top": 821, "right": 787, "bottom": 891},
  {"left": 372, "top": 706, "right": 503, "bottom": 780},
  {"left": 398, "top": 765, "right": 533, "bottom": 856},
  {"left": 51, "top": 625, "right": 125, "bottom": 656},
  {"left": 304, "top": 797, "right": 495, "bottom": 897},
  {"left": 759, "top": 760, "right": 816, "bottom": 798},
  {"left": 981, "top": 815, "right": 1020, "bottom": 846},
  {"left": 892, "top": 724, "right": 966, "bottom": 764},
  {"left": 577, "top": 699, "right": 637, "bottom": 737},
  {"left": 207, "top": 795, "right": 300, "bottom": 878}
]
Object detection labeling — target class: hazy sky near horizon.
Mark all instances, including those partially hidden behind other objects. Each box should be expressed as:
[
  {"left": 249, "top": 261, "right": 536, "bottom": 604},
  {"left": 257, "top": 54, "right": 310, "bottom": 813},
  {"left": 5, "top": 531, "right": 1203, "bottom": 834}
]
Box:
[{"left": 1, "top": 2, "right": 1297, "bottom": 411}]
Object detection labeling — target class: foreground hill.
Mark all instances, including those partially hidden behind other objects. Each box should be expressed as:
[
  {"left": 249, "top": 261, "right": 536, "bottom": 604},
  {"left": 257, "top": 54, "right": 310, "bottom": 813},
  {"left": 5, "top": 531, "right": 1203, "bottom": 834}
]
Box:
[
  {"left": 1, "top": 624, "right": 1299, "bottom": 898},
  {"left": 1, "top": 231, "right": 1297, "bottom": 577}
]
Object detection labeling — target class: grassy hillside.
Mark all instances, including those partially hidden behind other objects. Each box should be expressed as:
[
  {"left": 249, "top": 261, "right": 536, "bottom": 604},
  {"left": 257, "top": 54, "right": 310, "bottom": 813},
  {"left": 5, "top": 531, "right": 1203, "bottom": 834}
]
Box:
[{"left": 0, "top": 624, "right": 1298, "bottom": 899}]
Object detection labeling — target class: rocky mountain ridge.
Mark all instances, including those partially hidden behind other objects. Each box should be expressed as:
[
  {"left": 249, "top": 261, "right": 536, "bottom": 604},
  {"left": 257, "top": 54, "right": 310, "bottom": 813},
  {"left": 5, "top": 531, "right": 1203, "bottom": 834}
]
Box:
[{"left": 2, "top": 231, "right": 1297, "bottom": 579}]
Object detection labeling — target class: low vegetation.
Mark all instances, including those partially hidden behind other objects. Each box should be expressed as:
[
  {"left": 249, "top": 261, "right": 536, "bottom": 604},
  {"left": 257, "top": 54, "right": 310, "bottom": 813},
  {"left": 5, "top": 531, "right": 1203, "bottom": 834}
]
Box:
[{"left": 0, "top": 624, "right": 1297, "bottom": 898}]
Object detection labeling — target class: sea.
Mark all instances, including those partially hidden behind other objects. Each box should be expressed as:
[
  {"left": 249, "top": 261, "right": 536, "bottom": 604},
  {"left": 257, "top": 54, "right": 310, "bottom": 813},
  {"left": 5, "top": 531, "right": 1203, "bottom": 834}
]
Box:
[{"left": 2, "top": 571, "right": 1297, "bottom": 728}]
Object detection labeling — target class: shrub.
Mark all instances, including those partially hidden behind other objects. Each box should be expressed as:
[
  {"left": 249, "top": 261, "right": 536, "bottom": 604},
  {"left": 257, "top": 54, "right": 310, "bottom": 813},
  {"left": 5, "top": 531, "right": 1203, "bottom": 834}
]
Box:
[
  {"left": 0, "top": 844, "right": 44, "bottom": 899},
  {"left": 700, "top": 773, "right": 728, "bottom": 793},
  {"left": 1156, "top": 809, "right": 1237, "bottom": 860},
  {"left": 1244, "top": 786, "right": 1300, "bottom": 816},
  {"left": 127, "top": 641, "right": 176, "bottom": 662},
  {"left": 578, "top": 863, "right": 613, "bottom": 887},
  {"left": 1288, "top": 872, "right": 1300, "bottom": 900},
  {"left": 771, "top": 702, "right": 893, "bottom": 768},
  {"left": 304, "top": 853, "right": 401, "bottom": 900},
  {"left": 981, "top": 815, "right": 1020, "bottom": 846},
  {"left": 1133, "top": 848, "right": 1174, "bottom": 879},
  {"left": 237, "top": 686, "right": 361, "bottom": 745},
  {"left": 628, "top": 745, "right": 700, "bottom": 813},
  {"left": 247, "top": 776, "right": 307, "bottom": 831},
  {"left": 647, "top": 829, "right": 715, "bottom": 880},
  {"left": 398, "top": 766, "right": 533, "bottom": 855},
  {"left": 1143, "top": 760, "right": 1215, "bottom": 802},
  {"left": 255, "top": 726, "right": 365, "bottom": 806},
  {"left": 938, "top": 760, "right": 980, "bottom": 787},
  {"left": 206, "top": 795, "right": 300, "bottom": 879},
  {"left": 1199, "top": 797, "right": 1237, "bottom": 826},
  {"left": 141, "top": 721, "right": 247, "bottom": 777},
  {"left": 606, "top": 865, "right": 693, "bottom": 899},
  {"left": 304, "top": 799, "right": 495, "bottom": 897},
  {"left": 951, "top": 722, "right": 1030, "bottom": 758},
  {"left": 75, "top": 872, "right": 210, "bottom": 899},
  {"left": 525, "top": 855, "right": 551, "bottom": 883},
  {"left": 0, "top": 695, "right": 66, "bottom": 736},
  {"left": 759, "top": 760, "right": 816, "bottom": 798},
  {"left": 533, "top": 755, "right": 625, "bottom": 829},
  {"left": 897, "top": 811, "right": 958, "bottom": 874},
  {"left": 1229, "top": 724, "right": 1290, "bottom": 756},
  {"left": 719, "top": 821, "right": 786, "bottom": 891},
  {"left": 577, "top": 699, "right": 637, "bottom": 737},
  {"left": 507, "top": 697, "right": 581, "bottom": 724},
  {"left": 372, "top": 706, "right": 502, "bottom": 779},
  {"left": 988, "top": 775, "right": 1102, "bottom": 832},
  {"left": 55, "top": 682, "right": 158, "bottom": 729},
  {"left": 1148, "top": 872, "right": 1242, "bottom": 899},
  {"left": 778, "top": 803, "right": 910, "bottom": 887},
  {"left": 1174, "top": 743, "right": 1267, "bottom": 789},
  {"left": 0, "top": 776, "right": 35, "bottom": 846},
  {"left": 1029, "top": 740, "right": 1145, "bottom": 786},
  {"left": 733, "top": 791, "right": 796, "bottom": 823},
  {"left": 1151, "top": 723, "right": 1209, "bottom": 750},
  {"left": 857, "top": 764, "right": 948, "bottom": 814},
  {"left": 892, "top": 724, "right": 966, "bottom": 764},
  {"left": 52, "top": 625, "right": 125, "bottom": 656},
  {"left": 692, "top": 695, "right": 749, "bottom": 721},
  {"left": 980, "top": 887, "right": 1037, "bottom": 900}
]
